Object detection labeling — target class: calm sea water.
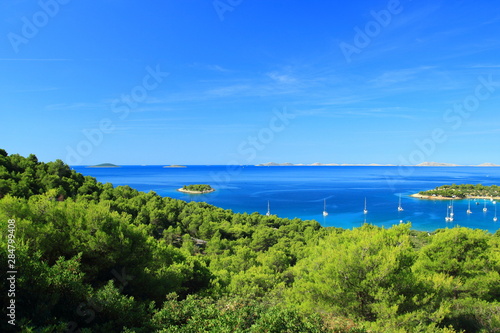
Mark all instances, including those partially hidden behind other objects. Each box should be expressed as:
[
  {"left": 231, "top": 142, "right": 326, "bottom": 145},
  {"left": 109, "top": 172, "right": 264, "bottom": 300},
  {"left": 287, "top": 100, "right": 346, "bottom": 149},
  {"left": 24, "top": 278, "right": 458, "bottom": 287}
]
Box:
[{"left": 72, "top": 166, "right": 500, "bottom": 233}]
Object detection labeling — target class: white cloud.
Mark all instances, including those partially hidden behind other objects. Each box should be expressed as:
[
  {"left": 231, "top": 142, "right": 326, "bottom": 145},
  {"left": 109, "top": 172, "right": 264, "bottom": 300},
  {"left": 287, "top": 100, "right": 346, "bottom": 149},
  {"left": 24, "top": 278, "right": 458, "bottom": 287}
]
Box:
[{"left": 267, "top": 72, "right": 298, "bottom": 84}]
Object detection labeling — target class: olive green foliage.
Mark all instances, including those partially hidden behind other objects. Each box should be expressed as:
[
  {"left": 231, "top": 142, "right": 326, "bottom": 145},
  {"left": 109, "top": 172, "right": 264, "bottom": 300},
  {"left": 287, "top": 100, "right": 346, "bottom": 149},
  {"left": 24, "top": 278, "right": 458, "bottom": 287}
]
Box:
[
  {"left": 288, "top": 225, "right": 500, "bottom": 333},
  {"left": 419, "top": 183, "right": 500, "bottom": 198},
  {"left": 0, "top": 150, "right": 88, "bottom": 200},
  {"left": 151, "top": 294, "right": 331, "bottom": 333},
  {"left": 181, "top": 184, "right": 214, "bottom": 192},
  {"left": 1, "top": 150, "right": 499, "bottom": 332}
]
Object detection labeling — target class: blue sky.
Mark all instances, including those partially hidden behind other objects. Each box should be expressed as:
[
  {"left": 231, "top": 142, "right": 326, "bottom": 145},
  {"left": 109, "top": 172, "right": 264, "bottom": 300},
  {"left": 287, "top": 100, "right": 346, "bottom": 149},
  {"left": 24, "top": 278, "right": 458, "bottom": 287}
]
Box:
[{"left": 1, "top": 0, "right": 499, "bottom": 165}]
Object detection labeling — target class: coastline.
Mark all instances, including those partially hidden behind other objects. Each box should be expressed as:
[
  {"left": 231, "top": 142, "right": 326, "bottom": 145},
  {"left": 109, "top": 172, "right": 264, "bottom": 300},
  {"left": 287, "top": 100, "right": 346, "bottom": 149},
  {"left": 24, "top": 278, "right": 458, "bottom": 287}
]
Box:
[
  {"left": 411, "top": 193, "right": 500, "bottom": 200},
  {"left": 177, "top": 188, "right": 215, "bottom": 194},
  {"left": 72, "top": 164, "right": 500, "bottom": 232}
]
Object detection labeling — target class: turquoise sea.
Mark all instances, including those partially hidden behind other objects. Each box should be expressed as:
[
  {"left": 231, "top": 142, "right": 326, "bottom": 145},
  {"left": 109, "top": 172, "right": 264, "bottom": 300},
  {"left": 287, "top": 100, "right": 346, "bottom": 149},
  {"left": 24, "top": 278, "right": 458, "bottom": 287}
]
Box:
[{"left": 72, "top": 165, "right": 500, "bottom": 233}]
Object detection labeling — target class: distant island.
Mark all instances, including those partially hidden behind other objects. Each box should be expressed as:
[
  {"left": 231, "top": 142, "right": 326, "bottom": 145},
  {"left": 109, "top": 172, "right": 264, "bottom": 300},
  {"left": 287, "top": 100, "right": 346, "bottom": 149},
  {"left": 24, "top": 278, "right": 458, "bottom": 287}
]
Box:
[
  {"left": 178, "top": 184, "right": 215, "bottom": 194},
  {"left": 257, "top": 162, "right": 296, "bottom": 166},
  {"left": 477, "top": 163, "right": 500, "bottom": 167},
  {"left": 411, "top": 184, "right": 500, "bottom": 200},
  {"left": 87, "top": 163, "right": 120, "bottom": 168},
  {"left": 416, "top": 162, "right": 500, "bottom": 167},
  {"left": 256, "top": 162, "right": 394, "bottom": 166},
  {"left": 416, "top": 162, "right": 459, "bottom": 167},
  {"left": 164, "top": 165, "right": 187, "bottom": 168}
]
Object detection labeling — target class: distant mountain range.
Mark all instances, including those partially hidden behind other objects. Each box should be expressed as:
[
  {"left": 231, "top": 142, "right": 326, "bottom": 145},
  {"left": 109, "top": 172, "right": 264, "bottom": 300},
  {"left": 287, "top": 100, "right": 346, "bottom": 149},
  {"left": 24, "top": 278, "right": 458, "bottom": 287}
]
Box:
[
  {"left": 256, "top": 162, "right": 395, "bottom": 166},
  {"left": 256, "top": 162, "right": 500, "bottom": 167},
  {"left": 476, "top": 163, "right": 500, "bottom": 167},
  {"left": 416, "top": 162, "right": 460, "bottom": 166},
  {"left": 416, "top": 162, "right": 500, "bottom": 167}
]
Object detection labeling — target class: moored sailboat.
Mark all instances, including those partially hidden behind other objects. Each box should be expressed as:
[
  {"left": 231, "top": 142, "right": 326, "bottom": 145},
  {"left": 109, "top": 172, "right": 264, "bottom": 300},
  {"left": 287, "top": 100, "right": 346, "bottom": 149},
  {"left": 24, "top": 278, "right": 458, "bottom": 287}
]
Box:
[
  {"left": 398, "top": 194, "right": 404, "bottom": 212},
  {"left": 445, "top": 204, "right": 453, "bottom": 222},
  {"left": 467, "top": 199, "right": 472, "bottom": 214},
  {"left": 322, "top": 199, "right": 328, "bottom": 217},
  {"left": 445, "top": 205, "right": 450, "bottom": 222}
]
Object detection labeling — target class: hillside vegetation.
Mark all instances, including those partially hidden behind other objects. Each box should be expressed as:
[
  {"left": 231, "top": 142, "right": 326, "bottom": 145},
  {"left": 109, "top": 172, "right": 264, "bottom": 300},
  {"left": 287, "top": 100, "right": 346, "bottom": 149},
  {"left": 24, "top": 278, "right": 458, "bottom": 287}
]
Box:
[{"left": 1, "top": 149, "right": 500, "bottom": 332}]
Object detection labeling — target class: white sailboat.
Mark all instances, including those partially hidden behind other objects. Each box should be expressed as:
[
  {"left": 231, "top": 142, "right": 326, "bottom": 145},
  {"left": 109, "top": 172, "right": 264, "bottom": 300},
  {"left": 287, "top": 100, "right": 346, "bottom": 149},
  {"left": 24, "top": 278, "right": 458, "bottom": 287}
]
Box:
[
  {"left": 444, "top": 205, "right": 451, "bottom": 222},
  {"left": 445, "top": 204, "right": 453, "bottom": 222},
  {"left": 397, "top": 194, "right": 404, "bottom": 212},
  {"left": 494, "top": 204, "right": 498, "bottom": 222},
  {"left": 450, "top": 200, "right": 454, "bottom": 218},
  {"left": 483, "top": 199, "right": 488, "bottom": 212},
  {"left": 363, "top": 198, "right": 368, "bottom": 215},
  {"left": 266, "top": 201, "right": 271, "bottom": 216},
  {"left": 466, "top": 199, "right": 472, "bottom": 214},
  {"left": 322, "top": 199, "right": 328, "bottom": 217}
]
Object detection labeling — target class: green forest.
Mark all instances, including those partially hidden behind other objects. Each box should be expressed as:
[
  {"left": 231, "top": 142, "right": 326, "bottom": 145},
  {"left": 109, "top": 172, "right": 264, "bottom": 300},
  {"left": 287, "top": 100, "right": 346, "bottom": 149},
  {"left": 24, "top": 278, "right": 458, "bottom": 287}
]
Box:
[
  {"left": 418, "top": 184, "right": 500, "bottom": 199},
  {"left": 1, "top": 149, "right": 500, "bottom": 332}
]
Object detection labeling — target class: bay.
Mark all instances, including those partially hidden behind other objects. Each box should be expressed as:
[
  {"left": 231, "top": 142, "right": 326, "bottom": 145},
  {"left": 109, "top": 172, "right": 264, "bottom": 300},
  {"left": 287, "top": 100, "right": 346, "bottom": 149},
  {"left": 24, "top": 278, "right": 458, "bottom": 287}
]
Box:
[{"left": 72, "top": 165, "right": 500, "bottom": 233}]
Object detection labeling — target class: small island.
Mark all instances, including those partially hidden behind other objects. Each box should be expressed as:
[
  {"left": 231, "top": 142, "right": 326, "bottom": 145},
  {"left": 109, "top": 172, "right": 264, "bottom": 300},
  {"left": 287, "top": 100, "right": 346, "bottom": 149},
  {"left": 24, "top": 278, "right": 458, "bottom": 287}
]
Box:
[
  {"left": 87, "top": 163, "right": 120, "bottom": 168},
  {"left": 164, "top": 165, "right": 187, "bottom": 168},
  {"left": 177, "top": 184, "right": 215, "bottom": 194},
  {"left": 411, "top": 184, "right": 500, "bottom": 200}
]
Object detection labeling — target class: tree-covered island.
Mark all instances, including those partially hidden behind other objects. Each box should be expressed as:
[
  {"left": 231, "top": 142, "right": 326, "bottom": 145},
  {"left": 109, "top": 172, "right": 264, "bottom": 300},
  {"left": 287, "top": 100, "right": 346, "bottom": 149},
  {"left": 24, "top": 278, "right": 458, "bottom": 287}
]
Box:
[
  {"left": 412, "top": 183, "right": 500, "bottom": 199},
  {"left": 87, "top": 163, "right": 120, "bottom": 168},
  {"left": 178, "top": 184, "right": 215, "bottom": 194}
]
